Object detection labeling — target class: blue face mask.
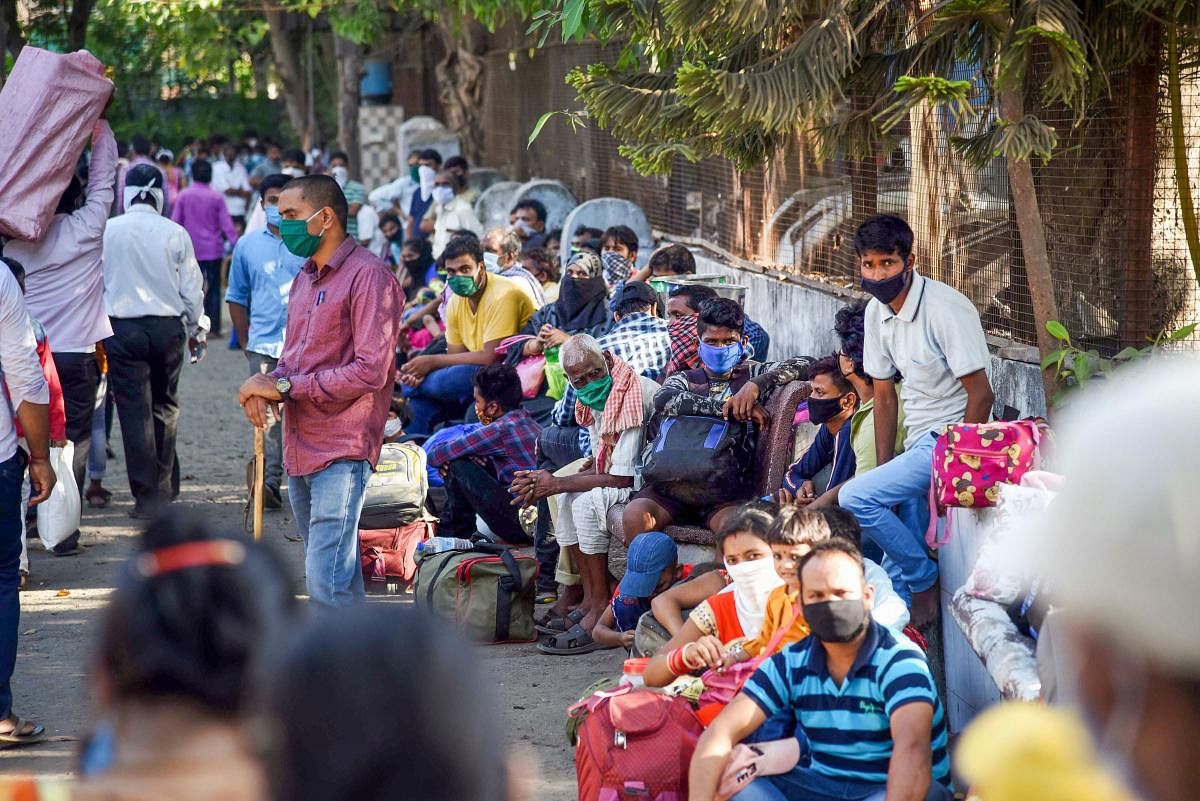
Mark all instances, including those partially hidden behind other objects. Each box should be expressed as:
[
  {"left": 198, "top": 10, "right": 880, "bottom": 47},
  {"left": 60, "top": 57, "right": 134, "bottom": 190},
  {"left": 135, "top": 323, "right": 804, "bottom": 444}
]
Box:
[
  {"left": 265, "top": 204, "right": 282, "bottom": 229},
  {"left": 699, "top": 341, "right": 745, "bottom": 375}
]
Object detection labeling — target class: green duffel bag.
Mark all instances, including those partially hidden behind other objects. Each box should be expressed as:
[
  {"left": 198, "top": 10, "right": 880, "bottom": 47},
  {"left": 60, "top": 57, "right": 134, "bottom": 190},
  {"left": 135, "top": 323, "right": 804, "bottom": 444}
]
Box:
[{"left": 413, "top": 542, "right": 538, "bottom": 643}]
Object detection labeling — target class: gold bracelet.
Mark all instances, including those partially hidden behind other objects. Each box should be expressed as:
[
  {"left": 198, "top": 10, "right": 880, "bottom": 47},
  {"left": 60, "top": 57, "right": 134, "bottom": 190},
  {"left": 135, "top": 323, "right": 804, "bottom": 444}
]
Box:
[{"left": 681, "top": 642, "right": 701, "bottom": 671}]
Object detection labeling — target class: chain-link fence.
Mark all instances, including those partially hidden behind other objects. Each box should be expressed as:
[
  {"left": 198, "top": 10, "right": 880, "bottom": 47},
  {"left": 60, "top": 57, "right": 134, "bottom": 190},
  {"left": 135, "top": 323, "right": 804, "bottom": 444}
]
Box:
[{"left": 479, "top": 40, "right": 1200, "bottom": 351}]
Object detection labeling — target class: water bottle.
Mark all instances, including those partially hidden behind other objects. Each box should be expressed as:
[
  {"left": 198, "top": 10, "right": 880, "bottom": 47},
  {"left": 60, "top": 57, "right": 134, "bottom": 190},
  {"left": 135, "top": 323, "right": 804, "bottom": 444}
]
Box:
[{"left": 416, "top": 537, "right": 474, "bottom": 557}]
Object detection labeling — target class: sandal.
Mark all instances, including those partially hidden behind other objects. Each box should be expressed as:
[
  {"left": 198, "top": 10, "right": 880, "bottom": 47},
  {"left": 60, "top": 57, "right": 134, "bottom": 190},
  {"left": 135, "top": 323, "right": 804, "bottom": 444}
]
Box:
[
  {"left": 537, "top": 623, "right": 605, "bottom": 655},
  {"left": 534, "top": 607, "right": 584, "bottom": 635},
  {"left": 0, "top": 716, "right": 45, "bottom": 748},
  {"left": 85, "top": 486, "right": 112, "bottom": 509}
]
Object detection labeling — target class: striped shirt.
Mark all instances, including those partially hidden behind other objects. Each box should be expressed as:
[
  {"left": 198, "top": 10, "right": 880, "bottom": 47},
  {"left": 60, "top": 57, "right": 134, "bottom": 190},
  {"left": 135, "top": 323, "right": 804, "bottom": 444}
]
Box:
[{"left": 743, "top": 620, "right": 950, "bottom": 787}]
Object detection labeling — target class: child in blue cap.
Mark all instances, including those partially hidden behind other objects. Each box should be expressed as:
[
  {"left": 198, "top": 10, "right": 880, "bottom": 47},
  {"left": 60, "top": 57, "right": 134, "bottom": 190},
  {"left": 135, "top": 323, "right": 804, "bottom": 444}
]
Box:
[{"left": 592, "top": 531, "right": 684, "bottom": 650}]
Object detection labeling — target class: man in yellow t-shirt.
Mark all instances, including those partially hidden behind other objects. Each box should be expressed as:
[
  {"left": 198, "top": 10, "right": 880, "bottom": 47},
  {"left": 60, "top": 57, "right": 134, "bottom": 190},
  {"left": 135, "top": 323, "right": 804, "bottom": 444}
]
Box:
[{"left": 399, "top": 236, "right": 535, "bottom": 435}]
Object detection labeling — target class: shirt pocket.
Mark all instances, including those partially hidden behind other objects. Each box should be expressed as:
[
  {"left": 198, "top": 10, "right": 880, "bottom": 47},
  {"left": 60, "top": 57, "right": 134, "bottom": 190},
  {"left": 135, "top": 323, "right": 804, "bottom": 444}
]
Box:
[{"left": 904, "top": 353, "right": 957, "bottom": 399}]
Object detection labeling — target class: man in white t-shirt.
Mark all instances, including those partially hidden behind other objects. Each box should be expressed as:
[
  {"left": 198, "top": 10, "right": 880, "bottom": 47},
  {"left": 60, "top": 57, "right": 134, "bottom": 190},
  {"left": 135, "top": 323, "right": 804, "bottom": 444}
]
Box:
[
  {"left": 839, "top": 215, "right": 994, "bottom": 628},
  {"left": 211, "top": 143, "right": 252, "bottom": 229},
  {"left": 510, "top": 334, "right": 658, "bottom": 655}
]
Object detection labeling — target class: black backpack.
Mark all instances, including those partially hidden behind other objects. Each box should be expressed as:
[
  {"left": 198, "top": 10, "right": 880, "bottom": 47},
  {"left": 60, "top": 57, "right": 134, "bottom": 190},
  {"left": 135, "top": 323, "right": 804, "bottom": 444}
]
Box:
[{"left": 640, "top": 368, "right": 758, "bottom": 506}]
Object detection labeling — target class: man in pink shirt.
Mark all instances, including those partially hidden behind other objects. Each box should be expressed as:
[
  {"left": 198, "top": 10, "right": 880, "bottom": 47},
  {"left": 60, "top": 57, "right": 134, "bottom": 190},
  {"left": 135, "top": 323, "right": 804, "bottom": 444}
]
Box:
[
  {"left": 171, "top": 159, "right": 238, "bottom": 337},
  {"left": 238, "top": 175, "right": 402, "bottom": 606}
]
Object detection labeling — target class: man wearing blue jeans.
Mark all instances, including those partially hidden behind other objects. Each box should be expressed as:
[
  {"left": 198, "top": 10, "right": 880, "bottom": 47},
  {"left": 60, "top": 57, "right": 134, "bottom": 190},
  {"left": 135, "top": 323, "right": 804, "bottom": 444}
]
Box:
[
  {"left": 838, "top": 215, "right": 993, "bottom": 627},
  {"left": 239, "top": 175, "right": 401, "bottom": 607},
  {"left": 0, "top": 265, "right": 55, "bottom": 745},
  {"left": 398, "top": 236, "right": 535, "bottom": 435},
  {"left": 689, "top": 541, "right": 952, "bottom": 801}
]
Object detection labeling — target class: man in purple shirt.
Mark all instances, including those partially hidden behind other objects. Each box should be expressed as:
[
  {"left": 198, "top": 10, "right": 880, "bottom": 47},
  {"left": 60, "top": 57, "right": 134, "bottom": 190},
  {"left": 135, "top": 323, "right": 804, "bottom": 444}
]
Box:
[
  {"left": 171, "top": 159, "right": 238, "bottom": 337},
  {"left": 238, "top": 175, "right": 402, "bottom": 607}
]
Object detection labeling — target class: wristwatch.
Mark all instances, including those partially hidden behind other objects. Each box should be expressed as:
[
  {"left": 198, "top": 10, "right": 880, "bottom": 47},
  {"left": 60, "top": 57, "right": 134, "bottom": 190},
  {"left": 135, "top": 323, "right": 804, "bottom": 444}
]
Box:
[{"left": 275, "top": 376, "right": 292, "bottom": 401}]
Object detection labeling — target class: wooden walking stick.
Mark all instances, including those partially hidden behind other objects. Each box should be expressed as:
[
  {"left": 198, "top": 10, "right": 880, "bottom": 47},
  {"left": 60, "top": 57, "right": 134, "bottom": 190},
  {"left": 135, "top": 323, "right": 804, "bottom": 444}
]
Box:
[{"left": 253, "top": 426, "right": 265, "bottom": 541}]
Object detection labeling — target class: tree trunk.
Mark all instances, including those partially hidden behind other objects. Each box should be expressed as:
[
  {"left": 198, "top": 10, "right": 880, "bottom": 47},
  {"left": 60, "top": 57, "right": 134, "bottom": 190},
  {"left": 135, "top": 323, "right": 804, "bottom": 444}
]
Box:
[
  {"left": 0, "top": 0, "right": 23, "bottom": 88},
  {"left": 264, "top": 9, "right": 314, "bottom": 144},
  {"left": 434, "top": 19, "right": 488, "bottom": 164},
  {"left": 999, "top": 88, "right": 1060, "bottom": 409},
  {"left": 66, "top": 0, "right": 94, "bottom": 51},
  {"left": 1122, "top": 45, "right": 1161, "bottom": 344},
  {"left": 333, "top": 34, "right": 362, "bottom": 178}
]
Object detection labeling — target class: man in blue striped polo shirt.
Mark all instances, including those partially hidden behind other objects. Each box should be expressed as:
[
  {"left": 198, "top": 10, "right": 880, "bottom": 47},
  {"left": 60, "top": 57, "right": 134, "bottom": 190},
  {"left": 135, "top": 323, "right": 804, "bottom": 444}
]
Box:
[{"left": 689, "top": 540, "right": 951, "bottom": 801}]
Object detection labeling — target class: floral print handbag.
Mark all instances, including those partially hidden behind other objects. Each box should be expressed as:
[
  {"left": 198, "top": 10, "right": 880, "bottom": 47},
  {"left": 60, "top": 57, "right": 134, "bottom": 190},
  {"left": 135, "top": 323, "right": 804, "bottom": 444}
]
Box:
[{"left": 926, "top": 419, "right": 1050, "bottom": 549}]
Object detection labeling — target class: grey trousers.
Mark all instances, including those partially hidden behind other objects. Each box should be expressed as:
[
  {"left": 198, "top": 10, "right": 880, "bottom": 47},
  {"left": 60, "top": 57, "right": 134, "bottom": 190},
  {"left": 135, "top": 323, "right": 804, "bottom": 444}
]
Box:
[{"left": 245, "top": 351, "right": 283, "bottom": 489}]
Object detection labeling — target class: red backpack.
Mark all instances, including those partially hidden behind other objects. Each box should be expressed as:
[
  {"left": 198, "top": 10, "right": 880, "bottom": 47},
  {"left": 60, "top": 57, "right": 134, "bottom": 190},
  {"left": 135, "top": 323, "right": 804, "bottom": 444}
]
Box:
[{"left": 574, "top": 687, "right": 704, "bottom": 801}]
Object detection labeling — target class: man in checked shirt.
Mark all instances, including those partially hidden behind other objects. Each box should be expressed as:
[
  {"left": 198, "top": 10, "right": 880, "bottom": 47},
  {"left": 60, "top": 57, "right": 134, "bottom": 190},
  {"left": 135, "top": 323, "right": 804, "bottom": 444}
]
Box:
[{"left": 425, "top": 364, "right": 541, "bottom": 544}]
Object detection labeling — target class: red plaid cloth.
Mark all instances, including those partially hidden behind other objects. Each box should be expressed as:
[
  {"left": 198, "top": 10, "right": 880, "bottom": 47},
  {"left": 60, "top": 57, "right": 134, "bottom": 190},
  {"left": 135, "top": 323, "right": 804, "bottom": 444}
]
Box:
[
  {"left": 665, "top": 314, "right": 700, "bottom": 376},
  {"left": 575, "top": 355, "right": 643, "bottom": 473}
]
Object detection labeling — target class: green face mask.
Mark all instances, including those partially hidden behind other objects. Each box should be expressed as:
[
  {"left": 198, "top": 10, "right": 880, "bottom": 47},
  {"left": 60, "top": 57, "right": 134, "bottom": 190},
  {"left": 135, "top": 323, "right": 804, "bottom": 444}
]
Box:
[
  {"left": 279, "top": 209, "right": 325, "bottom": 258},
  {"left": 409, "top": 165, "right": 420, "bottom": 183},
  {"left": 448, "top": 270, "right": 481, "bottom": 297},
  {"left": 576, "top": 374, "right": 613, "bottom": 411}
]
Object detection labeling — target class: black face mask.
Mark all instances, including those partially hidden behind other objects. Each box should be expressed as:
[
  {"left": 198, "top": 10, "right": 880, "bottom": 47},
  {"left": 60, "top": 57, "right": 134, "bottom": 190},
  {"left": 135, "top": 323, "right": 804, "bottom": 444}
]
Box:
[
  {"left": 808, "top": 394, "right": 846, "bottom": 426},
  {"left": 388, "top": 232, "right": 404, "bottom": 243},
  {"left": 803, "top": 599, "right": 868, "bottom": 643},
  {"left": 861, "top": 268, "right": 910, "bottom": 304}
]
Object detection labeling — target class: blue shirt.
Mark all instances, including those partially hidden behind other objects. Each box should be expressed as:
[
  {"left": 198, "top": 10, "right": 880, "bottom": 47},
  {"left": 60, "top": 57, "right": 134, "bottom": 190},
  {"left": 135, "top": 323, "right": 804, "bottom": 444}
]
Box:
[
  {"left": 784, "top": 416, "right": 855, "bottom": 493},
  {"left": 224, "top": 228, "right": 305, "bottom": 359},
  {"left": 743, "top": 620, "right": 951, "bottom": 788}
]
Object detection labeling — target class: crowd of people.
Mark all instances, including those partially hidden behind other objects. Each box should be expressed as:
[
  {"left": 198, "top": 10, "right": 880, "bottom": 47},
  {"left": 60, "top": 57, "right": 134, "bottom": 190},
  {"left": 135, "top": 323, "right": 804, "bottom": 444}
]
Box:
[{"left": 0, "top": 117, "right": 1194, "bottom": 801}]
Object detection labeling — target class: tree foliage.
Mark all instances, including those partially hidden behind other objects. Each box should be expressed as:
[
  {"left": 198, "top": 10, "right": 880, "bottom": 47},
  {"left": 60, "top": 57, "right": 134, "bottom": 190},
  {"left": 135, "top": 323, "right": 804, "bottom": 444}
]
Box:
[{"left": 534, "top": 0, "right": 1200, "bottom": 175}]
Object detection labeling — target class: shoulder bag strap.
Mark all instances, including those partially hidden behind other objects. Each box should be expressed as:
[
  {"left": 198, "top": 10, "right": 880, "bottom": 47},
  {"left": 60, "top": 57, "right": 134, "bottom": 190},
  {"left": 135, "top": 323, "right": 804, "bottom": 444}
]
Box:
[
  {"left": 751, "top": 600, "right": 801, "bottom": 668},
  {"left": 492, "top": 546, "right": 524, "bottom": 642}
]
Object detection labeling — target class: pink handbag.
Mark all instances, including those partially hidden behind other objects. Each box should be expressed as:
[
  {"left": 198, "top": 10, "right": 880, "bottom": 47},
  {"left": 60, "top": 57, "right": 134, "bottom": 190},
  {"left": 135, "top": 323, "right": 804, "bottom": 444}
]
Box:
[
  {"left": 926, "top": 419, "right": 1049, "bottom": 548},
  {"left": 494, "top": 335, "right": 545, "bottom": 399},
  {"left": 696, "top": 602, "right": 799, "bottom": 709}
]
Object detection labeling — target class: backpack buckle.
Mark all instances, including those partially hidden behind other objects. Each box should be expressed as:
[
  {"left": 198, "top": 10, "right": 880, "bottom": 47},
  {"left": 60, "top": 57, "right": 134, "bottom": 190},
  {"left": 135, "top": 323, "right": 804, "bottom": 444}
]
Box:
[{"left": 613, "top": 730, "right": 627, "bottom": 749}]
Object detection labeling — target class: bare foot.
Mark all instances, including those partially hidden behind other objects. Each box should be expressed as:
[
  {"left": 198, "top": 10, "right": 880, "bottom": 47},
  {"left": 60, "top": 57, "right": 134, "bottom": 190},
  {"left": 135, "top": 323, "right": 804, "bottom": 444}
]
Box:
[
  {"left": 548, "top": 584, "right": 583, "bottom": 618},
  {"left": 910, "top": 585, "right": 940, "bottom": 628}
]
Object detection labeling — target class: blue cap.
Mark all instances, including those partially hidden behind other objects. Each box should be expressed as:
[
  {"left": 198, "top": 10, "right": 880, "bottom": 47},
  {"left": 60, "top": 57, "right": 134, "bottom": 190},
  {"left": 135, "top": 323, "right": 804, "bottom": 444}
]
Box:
[{"left": 618, "top": 531, "right": 678, "bottom": 598}]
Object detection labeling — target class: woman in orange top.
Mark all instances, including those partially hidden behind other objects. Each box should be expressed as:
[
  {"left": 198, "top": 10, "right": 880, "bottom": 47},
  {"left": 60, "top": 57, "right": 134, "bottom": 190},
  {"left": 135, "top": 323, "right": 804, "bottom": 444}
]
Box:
[{"left": 644, "top": 505, "right": 782, "bottom": 687}]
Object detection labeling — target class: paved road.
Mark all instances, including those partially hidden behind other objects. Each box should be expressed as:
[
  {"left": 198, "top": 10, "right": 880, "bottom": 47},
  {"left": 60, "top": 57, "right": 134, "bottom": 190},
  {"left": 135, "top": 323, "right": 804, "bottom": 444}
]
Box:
[{"left": 0, "top": 336, "right": 612, "bottom": 799}]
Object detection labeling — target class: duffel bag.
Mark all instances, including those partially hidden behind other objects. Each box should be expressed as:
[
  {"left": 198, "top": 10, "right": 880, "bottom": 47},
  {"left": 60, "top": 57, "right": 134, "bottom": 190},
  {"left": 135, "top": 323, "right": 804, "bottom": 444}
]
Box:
[
  {"left": 413, "top": 542, "right": 538, "bottom": 643},
  {"left": 360, "top": 516, "right": 435, "bottom": 594},
  {"left": 573, "top": 686, "right": 704, "bottom": 801},
  {"left": 359, "top": 441, "right": 428, "bottom": 529},
  {"left": 641, "top": 415, "right": 756, "bottom": 506}
]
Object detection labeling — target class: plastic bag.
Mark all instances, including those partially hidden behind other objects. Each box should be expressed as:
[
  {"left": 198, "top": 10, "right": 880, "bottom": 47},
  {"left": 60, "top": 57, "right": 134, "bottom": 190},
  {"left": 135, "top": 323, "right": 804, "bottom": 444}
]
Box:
[
  {"left": 37, "top": 443, "right": 81, "bottom": 551},
  {"left": 544, "top": 346, "right": 567, "bottom": 400},
  {"left": 0, "top": 47, "right": 113, "bottom": 241}
]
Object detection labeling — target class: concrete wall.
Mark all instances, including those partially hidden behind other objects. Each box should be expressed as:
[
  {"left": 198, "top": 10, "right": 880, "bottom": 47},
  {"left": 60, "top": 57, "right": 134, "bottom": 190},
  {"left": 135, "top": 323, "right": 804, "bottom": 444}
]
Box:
[{"left": 693, "top": 253, "right": 1048, "bottom": 419}]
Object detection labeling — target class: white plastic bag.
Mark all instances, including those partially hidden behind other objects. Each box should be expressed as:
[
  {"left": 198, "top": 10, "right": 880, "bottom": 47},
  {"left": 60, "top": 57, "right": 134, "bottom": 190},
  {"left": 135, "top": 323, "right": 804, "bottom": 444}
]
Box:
[{"left": 37, "top": 443, "right": 81, "bottom": 551}]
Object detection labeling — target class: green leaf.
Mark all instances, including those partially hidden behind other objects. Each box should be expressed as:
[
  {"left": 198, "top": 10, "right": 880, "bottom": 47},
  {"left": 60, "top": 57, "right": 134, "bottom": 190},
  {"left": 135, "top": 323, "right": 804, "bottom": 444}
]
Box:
[
  {"left": 1169, "top": 323, "right": 1197, "bottom": 341},
  {"left": 1073, "top": 353, "right": 1090, "bottom": 385},
  {"left": 1045, "top": 320, "right": 1070, "bottom": 341},
  {"left": 1040, "top": 349, "right": 1066, "bottom": 369},
  {"left": 561, "top": 0, "right": 587, "bottom": 42},
  {"left": 528, "top": 111, "right": 556, "bottom": 148},
  {"left": 1114, "top": 346, "right": 1141, "bottom": 361}
]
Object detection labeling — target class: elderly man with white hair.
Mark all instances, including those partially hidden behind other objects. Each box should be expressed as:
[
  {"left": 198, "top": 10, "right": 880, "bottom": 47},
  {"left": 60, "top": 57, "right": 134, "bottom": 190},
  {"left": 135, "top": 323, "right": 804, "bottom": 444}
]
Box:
[
  {"left": 1019, "top": 357, "right": 1200, "bottom": 801},
  {"left": 482, "top": 227, "right": 545, "bottom": 308},
  {"left": 510, "top": 333, "right": 658, "bottom": 655}
]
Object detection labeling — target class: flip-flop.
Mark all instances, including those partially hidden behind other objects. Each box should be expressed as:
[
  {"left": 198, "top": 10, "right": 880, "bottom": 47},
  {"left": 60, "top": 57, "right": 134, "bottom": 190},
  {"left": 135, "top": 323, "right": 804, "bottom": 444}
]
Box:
[
  {"left": 85, "top": 487, "right": 112, "bottom": 508},
  {"left": 0, "top": 716, "right": 45, "bottom": 748},
  {"left": 534, "top": 607, "right": 584, "bottom": 635},
  {"left": 537, "top": 623, "right": 605, "bottom": 655}
]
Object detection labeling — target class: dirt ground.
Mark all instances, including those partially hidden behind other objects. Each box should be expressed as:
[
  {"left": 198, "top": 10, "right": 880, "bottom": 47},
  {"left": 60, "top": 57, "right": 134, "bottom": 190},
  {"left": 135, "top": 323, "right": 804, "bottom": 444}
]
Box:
[{"left": 0, "top": 333, "right": 614, "bottom": 799}]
